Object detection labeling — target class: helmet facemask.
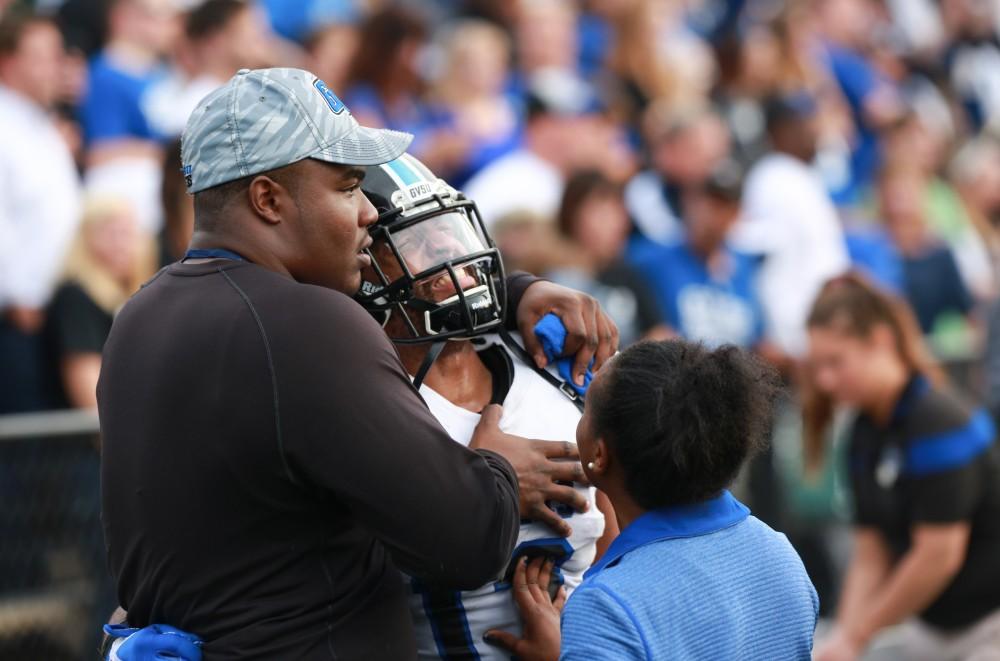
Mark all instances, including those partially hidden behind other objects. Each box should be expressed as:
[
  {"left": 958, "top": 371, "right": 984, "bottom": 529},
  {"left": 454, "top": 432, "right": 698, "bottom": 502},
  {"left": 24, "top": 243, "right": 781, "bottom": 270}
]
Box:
[{"left": 357, "top": 184, "right": 507, "bottom": 344}]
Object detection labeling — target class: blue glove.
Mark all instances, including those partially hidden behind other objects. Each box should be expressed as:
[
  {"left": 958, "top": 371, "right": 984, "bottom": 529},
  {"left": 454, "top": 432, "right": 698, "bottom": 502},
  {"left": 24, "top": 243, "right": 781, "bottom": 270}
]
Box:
[
  {"left": 104, "top": 623, "right": 203, "bottom": 661},
  {"left": 533, "top": 313, "right": 593, "bottom": 396}
]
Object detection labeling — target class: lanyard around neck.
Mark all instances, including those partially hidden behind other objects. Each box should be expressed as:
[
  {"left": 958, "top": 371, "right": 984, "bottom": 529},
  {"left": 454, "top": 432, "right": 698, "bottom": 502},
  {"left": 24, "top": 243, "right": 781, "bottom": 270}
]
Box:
[{"left": 183, "top": 248, "right": 248, "bottom": 263}]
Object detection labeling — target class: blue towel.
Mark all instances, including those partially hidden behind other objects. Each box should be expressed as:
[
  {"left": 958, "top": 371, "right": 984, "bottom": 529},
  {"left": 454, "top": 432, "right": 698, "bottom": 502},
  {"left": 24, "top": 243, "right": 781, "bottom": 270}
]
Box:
[
  {"left": 533, "top": 313, "right": 593, "bottom": 396},
  {"left": 104, "top": 623, "right": 203, "bottom": 661}
]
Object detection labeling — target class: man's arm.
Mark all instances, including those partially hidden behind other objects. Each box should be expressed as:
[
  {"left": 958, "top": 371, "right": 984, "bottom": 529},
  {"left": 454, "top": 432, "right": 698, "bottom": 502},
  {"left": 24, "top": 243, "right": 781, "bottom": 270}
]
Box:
[
  {"left": 505, "top": 275, "right": 620, "bottom": 383},
  {"left": 276, "top": 288, "right": 520, "bottom": 589}
]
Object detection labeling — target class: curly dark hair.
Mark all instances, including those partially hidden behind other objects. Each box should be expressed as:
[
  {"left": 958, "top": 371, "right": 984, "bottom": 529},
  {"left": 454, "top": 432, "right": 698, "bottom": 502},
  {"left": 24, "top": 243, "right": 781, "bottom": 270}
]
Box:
[{"left": 590, "top": 340, "right": 781, "bottom": 509}]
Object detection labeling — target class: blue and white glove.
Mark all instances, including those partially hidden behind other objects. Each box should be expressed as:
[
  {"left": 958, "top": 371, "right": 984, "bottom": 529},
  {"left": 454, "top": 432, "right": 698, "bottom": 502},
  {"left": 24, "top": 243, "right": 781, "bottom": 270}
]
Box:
[
  {"left": 534, "top": 313, "right": 593, "bottom": 396},
  {"left": 104, "top": 623, "right": 203, "bottom": 661}
]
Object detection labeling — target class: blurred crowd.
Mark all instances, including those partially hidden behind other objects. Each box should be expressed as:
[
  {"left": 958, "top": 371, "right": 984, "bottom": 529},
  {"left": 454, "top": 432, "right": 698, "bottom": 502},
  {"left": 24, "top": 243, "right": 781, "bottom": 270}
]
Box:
[
  {"left": 4, "top": 0, "right": 1000, "bottom": 412},
  {"left": 3, "top": 0, "right": 1000, "bottom": 626}
]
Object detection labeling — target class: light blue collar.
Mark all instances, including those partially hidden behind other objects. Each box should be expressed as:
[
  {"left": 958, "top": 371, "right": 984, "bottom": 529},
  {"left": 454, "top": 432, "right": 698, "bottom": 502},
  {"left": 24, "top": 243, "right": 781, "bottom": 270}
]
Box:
[{"left": 585, "top": 490, "right": 750, "bottom": 579}]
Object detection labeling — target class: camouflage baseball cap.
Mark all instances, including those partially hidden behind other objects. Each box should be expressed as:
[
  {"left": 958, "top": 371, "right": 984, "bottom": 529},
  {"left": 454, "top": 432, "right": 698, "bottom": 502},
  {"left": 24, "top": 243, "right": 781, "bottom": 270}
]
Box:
[{"left": 181, "top": 68, "right": 413, "bottom": 193}]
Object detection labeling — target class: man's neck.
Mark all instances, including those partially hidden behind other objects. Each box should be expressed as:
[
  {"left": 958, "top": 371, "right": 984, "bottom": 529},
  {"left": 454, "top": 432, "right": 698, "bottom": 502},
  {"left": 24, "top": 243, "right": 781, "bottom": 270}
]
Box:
[
  {"left": 687, "top": 237, "right": 723, "bottom": 263},
  {"left": 187, "top": 231, "right": 293, "bottom": 278},
  {"left": 687, "top": 237, "right": 729, "bottom": 278},
  {"left": 524, "top": 134, "right": 564, "bottom": 174},
  {"left": 889, "top": 226, "right": 929, "bottom": 257},
  {"left": 398, "top": 340, "right": 494, "bottom": 413},
  {"left": 106, "top": 40, "right": 158, "bottom": 72}
]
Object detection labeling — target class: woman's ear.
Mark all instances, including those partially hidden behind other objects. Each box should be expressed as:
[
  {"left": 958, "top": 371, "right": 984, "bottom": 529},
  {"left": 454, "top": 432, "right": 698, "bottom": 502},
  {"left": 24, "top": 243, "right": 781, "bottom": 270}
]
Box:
[{"left": 589, "top": 437, "right": 611, "bottom": 476}]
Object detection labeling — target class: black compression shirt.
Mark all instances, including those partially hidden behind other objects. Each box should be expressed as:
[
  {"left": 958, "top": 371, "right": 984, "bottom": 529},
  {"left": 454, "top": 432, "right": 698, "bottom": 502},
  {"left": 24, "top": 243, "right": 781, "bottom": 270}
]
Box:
[
  {"left": 848, "top": 375, "right": 1000, "bottom": 630},
  {"left": 98, "top": 260, "right": 528, "bottom": 659}
]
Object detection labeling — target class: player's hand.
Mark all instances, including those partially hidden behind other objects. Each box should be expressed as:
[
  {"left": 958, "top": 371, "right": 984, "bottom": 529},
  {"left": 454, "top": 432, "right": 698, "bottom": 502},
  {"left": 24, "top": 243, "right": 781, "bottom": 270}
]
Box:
[
  {"left": 516, "top": 281, "right": 619, "bottom": 386},
  {"left": 470, "top": 405, "right": 588, "bottom": 537},
  {"left": 484, "top": 556, "right": 563, "bottom": 661}
]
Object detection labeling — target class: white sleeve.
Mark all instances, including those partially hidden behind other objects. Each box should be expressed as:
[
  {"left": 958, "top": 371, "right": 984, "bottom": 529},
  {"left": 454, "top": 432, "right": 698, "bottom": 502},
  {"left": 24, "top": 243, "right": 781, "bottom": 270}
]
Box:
[
  {"left": 0, "top": 152, "right": 14, "bottom": 309},
  {"left": 730, "top": 167, "right": 786, "bottom": 256},
  {"left": 738, "top": 162, "right": 848, "bottom": 356},
  {"left": 1, "top": 130, "right": 81, "bottom": 309}
]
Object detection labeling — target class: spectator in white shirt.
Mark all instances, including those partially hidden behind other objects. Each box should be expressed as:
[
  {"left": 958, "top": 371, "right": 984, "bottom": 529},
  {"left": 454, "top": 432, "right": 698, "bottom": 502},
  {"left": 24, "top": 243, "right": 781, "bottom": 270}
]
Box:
[
  {"left": 624, "top": 100, "right": 731, "bottom": 249},
  {"left": 143, "top": 0, "right": 280, "bottom": 140},
  {"left": 464, "top": 73, "right": 633, "bottom": 228},
  {"left": 736, "top": 92, "right": 849, "bottom": 358},
  {"left": 0, "top": 10, "right": 82, "bottom": 412}
]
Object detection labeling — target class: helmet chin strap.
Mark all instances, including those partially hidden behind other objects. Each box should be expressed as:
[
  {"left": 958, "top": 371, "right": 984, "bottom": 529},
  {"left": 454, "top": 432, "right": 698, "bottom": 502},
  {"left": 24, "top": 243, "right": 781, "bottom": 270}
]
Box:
[
  {"left": 412, "top": 339, "right": 449, "bottom": 390},
  {"left": 406, "top": 279, "right": 500, "bottom": 389}
]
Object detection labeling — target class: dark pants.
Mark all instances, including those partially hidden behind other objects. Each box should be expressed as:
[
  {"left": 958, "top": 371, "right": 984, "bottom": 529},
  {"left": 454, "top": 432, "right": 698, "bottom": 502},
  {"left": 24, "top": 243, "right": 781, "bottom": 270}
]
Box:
[{"left": 0, "top": 317, "right": 48, "bottom": 414}]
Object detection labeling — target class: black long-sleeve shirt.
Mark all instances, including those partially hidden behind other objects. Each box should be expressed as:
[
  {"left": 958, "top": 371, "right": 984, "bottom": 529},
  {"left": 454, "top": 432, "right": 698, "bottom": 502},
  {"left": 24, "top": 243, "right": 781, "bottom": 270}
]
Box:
[{"left": 98, "top": 260, "right": 527, "bottom": 659}]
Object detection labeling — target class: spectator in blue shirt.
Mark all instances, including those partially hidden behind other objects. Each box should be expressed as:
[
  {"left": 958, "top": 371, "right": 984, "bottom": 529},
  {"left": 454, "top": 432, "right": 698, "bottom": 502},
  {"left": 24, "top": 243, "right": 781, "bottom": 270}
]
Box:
[
  {"left": 420, "top": 19, "right": 522, "bottom": 187},
  {"left": 549, "top": 170, "right": 669, "bottom": 347},
  {"left": 80, "top": 0, "right": 177, "bottom": 149},
  {"left": 302, "top": 6, "right": 361, "bottom": 105},
  {"left": 80, "top": 0, "right": 180, "bottom": 234},
  {"left": 843, "top": 226, "right": 905, "bottom": 295},
  {"left": 879, "top": 164, "right": 975, "bottom": 334},
  {"left": 623, "top": 102, "right": 731, "bottom": 252},
  {"left": 484, "top": 339, "right": 818, "bottom": 659},
  {"left": 343, "top": 7, "right": 429, "bottom": 133},
  {"left": 816, "top": 0, "right": 904, "bottom": 203},
  {"left": 259, "top": 0, "right": 359, "bottom": 44},
  {"left": 344, "top": 6, "right": 487, "bottom": 182},
  {"left": 631, "top": 159, "right": 766, "bottom": 351}
]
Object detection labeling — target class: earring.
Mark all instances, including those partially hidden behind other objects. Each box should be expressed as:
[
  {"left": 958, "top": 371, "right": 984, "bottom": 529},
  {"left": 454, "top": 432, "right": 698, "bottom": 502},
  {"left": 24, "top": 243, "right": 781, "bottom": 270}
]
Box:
[{"left": 587, "top": 461, "right": 596, "bottom": 471}]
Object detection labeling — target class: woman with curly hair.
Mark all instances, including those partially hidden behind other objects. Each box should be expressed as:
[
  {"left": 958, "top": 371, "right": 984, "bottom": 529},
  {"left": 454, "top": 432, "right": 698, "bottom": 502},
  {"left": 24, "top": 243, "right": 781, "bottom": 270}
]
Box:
[{"left": 485, "top": 339, "right": 818, "bottom": 659}]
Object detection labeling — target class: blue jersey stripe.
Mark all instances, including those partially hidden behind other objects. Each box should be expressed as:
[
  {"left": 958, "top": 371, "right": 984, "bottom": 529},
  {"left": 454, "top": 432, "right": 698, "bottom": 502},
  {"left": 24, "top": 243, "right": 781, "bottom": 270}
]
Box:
[
  {"left": 455, "top": 595, "right": 479, "bottom": 661},
  {"left": 413, "top": 578, "right": 449, "bottom": 659},
  {"left": 385, "top": 157, "right": 421, "bottom": 186},
  {"left": 411, "top": 578, "right": 481, "bottom": 660},
  {"left": 905, "top": 409, "right": 996, "bottom": 476}
]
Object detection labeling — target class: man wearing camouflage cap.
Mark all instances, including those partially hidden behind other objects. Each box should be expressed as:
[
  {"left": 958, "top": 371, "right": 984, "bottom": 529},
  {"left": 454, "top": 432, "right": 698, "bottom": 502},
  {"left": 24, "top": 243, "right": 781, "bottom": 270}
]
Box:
[{"left": 97, "top": 68, "right": 618, "bottom": 658}]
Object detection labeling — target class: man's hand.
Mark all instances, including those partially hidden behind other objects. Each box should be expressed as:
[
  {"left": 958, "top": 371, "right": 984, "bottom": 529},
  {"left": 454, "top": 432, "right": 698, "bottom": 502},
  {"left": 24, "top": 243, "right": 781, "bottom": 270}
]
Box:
[
  {"left": 516, "top": 281, "right": 619, "bottom": 386},
  {"left": 484, "top": 556, "right": 563, "bottom": 661},
  {"left": 471, "top": 405, "right": 588, "bottom": 537}
]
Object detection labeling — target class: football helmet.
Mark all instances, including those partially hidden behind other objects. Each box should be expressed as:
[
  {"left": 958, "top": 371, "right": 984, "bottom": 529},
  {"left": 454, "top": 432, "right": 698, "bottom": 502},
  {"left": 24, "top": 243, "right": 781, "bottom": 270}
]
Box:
[{"left": 356, "top": 154, "right": 506, "bottom": 344}]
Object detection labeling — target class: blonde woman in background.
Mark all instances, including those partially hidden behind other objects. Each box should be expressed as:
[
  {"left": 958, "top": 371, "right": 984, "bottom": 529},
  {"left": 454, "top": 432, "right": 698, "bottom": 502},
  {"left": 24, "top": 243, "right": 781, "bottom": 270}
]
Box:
[
  {"left": 604, "top": 0, "right": 712, "bottom": 131},
  {"left": 43, "top": 197, "right": 155, "bottom": 409},
  {"left": 421, "top": 18, "right": 521, "bottom": 186}
]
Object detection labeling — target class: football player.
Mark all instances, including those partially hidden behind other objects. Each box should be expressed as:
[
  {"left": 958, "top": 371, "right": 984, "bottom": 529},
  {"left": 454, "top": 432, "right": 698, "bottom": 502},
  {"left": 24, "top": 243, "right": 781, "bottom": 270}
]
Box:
[{"left": 356, "top": 153, "right": 619, "bottom": 660}]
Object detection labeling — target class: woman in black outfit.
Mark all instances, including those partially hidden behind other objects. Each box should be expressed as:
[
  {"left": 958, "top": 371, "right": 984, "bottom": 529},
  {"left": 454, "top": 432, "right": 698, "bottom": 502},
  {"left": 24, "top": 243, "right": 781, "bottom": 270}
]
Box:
[{"left": 808, "top": 273, "right": 1000, "bottom": 661}]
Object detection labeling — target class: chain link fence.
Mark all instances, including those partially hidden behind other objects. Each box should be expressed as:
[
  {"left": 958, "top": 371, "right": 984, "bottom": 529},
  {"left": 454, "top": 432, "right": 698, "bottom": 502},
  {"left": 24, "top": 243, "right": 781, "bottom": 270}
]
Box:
[{"left": 0, "top": 410, "right": 114, "bottom": 661}]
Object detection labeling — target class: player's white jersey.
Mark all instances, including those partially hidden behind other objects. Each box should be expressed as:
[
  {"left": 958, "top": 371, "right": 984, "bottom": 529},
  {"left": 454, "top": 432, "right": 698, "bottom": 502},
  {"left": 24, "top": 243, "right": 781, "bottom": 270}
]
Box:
[{"left": 406, "top": 333, "right": 605, "bottom": 660}]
